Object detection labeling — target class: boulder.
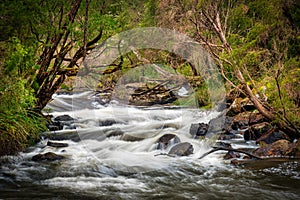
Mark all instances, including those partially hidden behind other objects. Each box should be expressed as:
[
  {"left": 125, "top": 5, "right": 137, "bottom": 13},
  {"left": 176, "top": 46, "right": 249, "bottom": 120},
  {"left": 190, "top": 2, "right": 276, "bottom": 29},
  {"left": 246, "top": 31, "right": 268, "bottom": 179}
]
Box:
[
  {"left": 253, "top": 139, "right": 291, "bottom": 157},
  {"left": 32, "top": 152, "right": 65, "bottom": 161},
  {"left": 54, "top": 115, "right": 74, "bottom": 121},
  {"left": 189, "top": 123, "right": 209, "bottom": 138},
  {"left": 231, "top": 111, "right": 267, "bottom": 130},
  {"left": 286, "top": 140, "right": 300, "bottom": 158},
  {"left": 47, "top": 141, "right": 69, "bottom": 148},
  {"left": 52, "top": 115, "right": 76, "bottom": 130},
  {"left": 168, "top": 142, "right": 194, "bottom": 156},
  {"left": 156, "top": 134, "right": 180, "bottom": 150},
  {"left": 208, "top": 114, "right": 228, "bottom": 133},
  {"left": 256, "top": 129, "right": 290, "bottom": 145},
  {"left": 243, "top": 122, "right": 273, "bottom": 141}
]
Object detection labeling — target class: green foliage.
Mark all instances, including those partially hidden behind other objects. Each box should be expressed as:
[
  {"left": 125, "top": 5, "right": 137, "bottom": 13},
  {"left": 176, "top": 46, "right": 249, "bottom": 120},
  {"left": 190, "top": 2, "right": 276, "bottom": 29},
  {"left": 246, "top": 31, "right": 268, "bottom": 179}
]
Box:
[
  {"left": 173, "top": 86, "right": 211, "bottom": 109},
  {"left": 0, "top": 37, "right": 46, "bottom": 156},
  {"left": 4, "top": 37, "right": 38, "bottom": 78},
  {"left": 141, "top": 0, "right": 157, "bottom": 26},
  {"left": 177, "top": 63, "right": 194, "bottom": 76},
  {"left": 0, "top": 75, "right": 47, "bottom": 156},
  {"left": 261, "top": 68, "right": 300, "bottom": 128}
]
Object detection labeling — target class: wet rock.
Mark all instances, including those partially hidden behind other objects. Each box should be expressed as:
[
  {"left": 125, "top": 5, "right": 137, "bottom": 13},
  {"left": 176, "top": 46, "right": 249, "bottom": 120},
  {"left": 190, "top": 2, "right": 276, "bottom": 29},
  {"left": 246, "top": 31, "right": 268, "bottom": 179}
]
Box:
[
  {"left": 253, "top": 139, "right": 291, "bottom": 157},
  {"left": 189, "top": 123, "right": 209, "bottom": 138},
  {"left": 47, "top": 141, "right": 69, "bottom": 148},
  {"left": 243, "top": 122, "right": 273, "bottom": 141},
  {"left": 256, "top": 129, "right": 290, "bottom": 145},
  {"left": 286, "top": 140, "right": 300, "bottom": 158},
  {"left": 121, "top": 134, "right": 145, "bottom": 142},
  {"left": 231, "top": 111, "right": 267, "bottom": 130},
  {"left": 168, "top": 142, "right": 194, "bottom": 156},
  {"left": 99, "top": 119, "right": 118, "bottom": 126},
  {"left": 218, "top": 129, "right": 241, "bottom": 140},
  {"left": 46, "top": 124, "right": 61, "bottom": 131},
  {"left": 156, "top": 134, "right": 180, "bottom": 150},
  {"left": 121, "top": 131, "right": 158, "bottom": 142},
  {"left": 248, "top": 113, "right": 267, "bottom": 125},
  {"left": 54, "top": 115, "right": 74, "bottom": 121},
  {"left": 42, "top": 130, "right": 81, "bottom": 142},
  {"left": 52, "top": 115, "right": 76, "bottom": 130},
  {"left": 78, "top": 128, "right": 124, "bottom": 141},
  {"left": 208, "top": 114, "right": 227, "bottom": 133},
  {"left": 32, "top": 152, "right": 65, "bottom": 162}
]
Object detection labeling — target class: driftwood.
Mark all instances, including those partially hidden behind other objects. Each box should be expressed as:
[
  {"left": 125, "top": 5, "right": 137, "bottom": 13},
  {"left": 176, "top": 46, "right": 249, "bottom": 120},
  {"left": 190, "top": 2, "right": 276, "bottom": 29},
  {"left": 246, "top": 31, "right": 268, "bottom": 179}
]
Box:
[{"left": 198, "top": 147, "right": 262, "bottom": 160}]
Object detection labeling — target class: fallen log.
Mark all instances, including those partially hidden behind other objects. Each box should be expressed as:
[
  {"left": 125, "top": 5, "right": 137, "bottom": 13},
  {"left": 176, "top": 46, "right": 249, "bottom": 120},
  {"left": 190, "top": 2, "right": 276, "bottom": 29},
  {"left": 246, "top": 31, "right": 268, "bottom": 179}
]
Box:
[{"left": 198, "top": 147, "right": 262, "bottom": 159}]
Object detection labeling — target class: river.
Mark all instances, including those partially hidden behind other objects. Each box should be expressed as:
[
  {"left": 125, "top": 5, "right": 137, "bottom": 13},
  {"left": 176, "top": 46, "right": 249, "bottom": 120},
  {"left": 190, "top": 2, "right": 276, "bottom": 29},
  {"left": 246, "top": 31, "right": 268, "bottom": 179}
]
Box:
[{"left": 0, "top": 92, "right": 300, "bottom": 200}]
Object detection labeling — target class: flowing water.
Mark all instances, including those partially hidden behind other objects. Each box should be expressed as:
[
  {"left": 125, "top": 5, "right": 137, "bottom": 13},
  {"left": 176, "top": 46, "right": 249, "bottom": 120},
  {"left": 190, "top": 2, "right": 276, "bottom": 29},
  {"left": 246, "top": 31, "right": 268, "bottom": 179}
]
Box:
[{"left": 1, "top": 92, "right": 300, "bottom": 200}]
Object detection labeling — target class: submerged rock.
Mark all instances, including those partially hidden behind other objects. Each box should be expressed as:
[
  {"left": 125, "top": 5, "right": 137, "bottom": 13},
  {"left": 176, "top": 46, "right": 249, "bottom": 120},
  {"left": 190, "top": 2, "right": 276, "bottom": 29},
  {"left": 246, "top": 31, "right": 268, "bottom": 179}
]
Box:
[
  {"left": 42, "top": 130, "right": 81, "bottom": 142},
  {"left": 50, "top": 115, "right": 77, "bottom": 130},
  {"left": 156, "top": 134, "right": 180, "bottom": 150},
  {"left": 168, "top": 142, "right": 194, "bottom": 156},
  {"left": 99, "top": 119, "right": 118, "bottom": 126},
  {"left": 121, "top": 134, "right": 145, "bottom": 142},
  {"left": 32, "top": 152, "right": 65, "bottom": 162},
  {"left": 47, "top": 141, "right": 69, "bottom": 148}
]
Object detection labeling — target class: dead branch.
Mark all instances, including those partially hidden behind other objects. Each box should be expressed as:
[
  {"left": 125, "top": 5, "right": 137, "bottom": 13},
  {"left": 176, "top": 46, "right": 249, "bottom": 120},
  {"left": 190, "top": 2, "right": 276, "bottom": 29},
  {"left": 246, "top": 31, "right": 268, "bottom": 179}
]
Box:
[{"left": 199, "top": 147, "right": 262, "bottom": 160}]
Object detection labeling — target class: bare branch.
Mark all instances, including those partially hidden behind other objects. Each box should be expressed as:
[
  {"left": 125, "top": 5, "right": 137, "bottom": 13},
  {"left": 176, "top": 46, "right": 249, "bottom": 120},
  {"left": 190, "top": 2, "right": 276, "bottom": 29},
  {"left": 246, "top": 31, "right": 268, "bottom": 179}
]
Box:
[{"left": 199, "top": 147, "right": 262, "bottom": 160}]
